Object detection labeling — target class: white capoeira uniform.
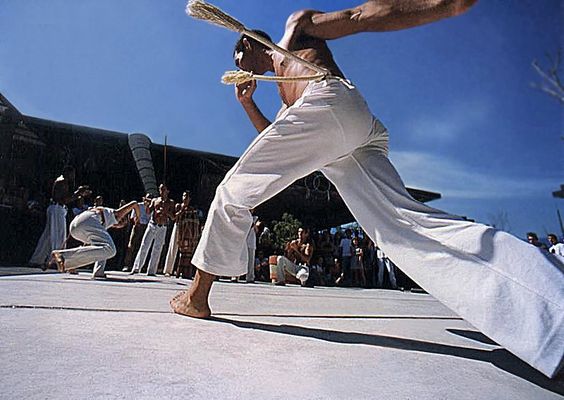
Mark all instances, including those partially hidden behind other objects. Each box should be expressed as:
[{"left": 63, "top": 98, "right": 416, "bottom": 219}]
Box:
[
  {"left": 29, "top": 203, "right": 68, "bottom": 265},
  {"left": 55, "top": 208, "right": 118, "bottom": 275},
  {"left": 192, "top": 77, "right": 564, "bottom": 377}
]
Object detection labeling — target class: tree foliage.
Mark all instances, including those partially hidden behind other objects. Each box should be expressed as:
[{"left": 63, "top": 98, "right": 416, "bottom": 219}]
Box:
[{"left": 271, "top": 212, "right": 302, "bottom": 252}]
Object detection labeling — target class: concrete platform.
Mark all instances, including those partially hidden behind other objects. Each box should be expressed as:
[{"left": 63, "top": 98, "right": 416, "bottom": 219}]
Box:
[{"left": 1, "top": 266, "right": 562, "bottom": 399}]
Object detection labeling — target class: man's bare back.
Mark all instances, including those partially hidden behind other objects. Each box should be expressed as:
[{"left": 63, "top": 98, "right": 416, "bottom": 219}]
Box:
[{"left": 273, "top": 32, "right": 343, "bottom": 106}]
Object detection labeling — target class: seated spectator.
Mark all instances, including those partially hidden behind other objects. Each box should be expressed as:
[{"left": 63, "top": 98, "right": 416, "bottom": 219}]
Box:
[
  {"left": 308, "top": 256, "right": 326, "bottom": 287},
  {"left": 251, "top": 250, "right": 267, "bottom": 282},
  {"left": 270, "top": 227, "right": 313, "bottom": 286}
]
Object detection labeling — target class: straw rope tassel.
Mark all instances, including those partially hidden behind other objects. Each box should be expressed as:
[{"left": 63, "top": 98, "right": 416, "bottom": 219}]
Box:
[{"left": 186, "top": 0, "right": 330, "bottom": 84}]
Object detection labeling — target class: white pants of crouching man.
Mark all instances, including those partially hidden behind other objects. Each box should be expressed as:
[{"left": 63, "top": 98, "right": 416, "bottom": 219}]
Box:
[
  {"left": 133, "top": 221, "right": 167, "bottom": 275},
  {"left": 270, "top": 256, "right": 309, "bottom": 285},
  {"left": 29, "top": 204, "right": 67, "bottom": 265},
  {"left": 55, "top": 210, "right": 116, "bottom": 271},
  {"left": 191, "top": 77, "right": 564, "bottom": 377}
]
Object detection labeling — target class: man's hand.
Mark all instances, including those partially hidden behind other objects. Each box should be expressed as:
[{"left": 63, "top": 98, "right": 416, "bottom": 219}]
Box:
[
  {"left": 235, "top": 79, "right": 257, "bottom": 104},
  {"left": 235, "top": 78, "right": 271, "bottom": 133}
]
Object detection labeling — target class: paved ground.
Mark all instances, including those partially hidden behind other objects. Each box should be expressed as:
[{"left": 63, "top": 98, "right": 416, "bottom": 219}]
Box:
[{"left": 1, "top": 266, "right": 563, "bottom": 400}]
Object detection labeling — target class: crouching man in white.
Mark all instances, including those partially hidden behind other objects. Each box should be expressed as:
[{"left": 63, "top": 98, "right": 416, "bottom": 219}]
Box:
[
  {"left": 270, "top": 227, "right": 312, "bottom": 286},
  {"left": 51, "top": 201, "right": 140, "bottom": 278}
]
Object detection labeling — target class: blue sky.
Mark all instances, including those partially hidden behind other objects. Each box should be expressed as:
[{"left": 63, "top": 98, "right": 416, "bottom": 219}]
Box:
[{"left": 1, "top": 0, "right": 562, "bottom": 239}]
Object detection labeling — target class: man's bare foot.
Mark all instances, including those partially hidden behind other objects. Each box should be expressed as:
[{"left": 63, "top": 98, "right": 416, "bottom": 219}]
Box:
[
  {"left": 51, "top": 252, "right": 65, "bottom": 272},
  {"left": 170, "top": 291, "right": 211, "bottom": 319},
  {"left": 170, "top": 269, "right": 215, "bottom": 319}
]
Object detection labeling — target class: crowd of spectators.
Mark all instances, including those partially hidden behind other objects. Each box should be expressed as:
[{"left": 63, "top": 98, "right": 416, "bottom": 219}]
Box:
[{"left": 18, "top": 168, "right": 564, "bottom": 290}]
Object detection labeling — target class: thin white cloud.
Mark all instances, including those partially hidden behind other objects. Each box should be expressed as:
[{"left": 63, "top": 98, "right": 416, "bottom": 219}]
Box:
[
  {"left": 404, "top": 99, "right": 492, "bottom": 143},
  {"left": 390, "top": 150, "right": 558, "bottom": 199}
]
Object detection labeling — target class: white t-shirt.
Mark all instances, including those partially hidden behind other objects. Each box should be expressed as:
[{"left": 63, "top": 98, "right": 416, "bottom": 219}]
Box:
[
  {"left": 549, "top": 242, "right": 564, "bottom": 257},
  {"left": 340, "top": 237, "right": 353, "bottom": 257},
  {"left": 100, "top": 208, "right": 118, "bottom": 229}
]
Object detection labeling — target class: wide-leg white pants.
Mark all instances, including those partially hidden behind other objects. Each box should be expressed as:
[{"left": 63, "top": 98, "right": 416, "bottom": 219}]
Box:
[
  {"left": 29, "top": 204, "right": 67, "bottom": 265},
  {"left": 56, "top": 211, "right": 116, "bottom": 270},
  {"left": 192, "top": 78, "right": 564, "bottom": 377},
  {"left": 163, "top": 223, "right": 179, "bottom": 275},
  {"left": 133, "top": 222, "right": 167, "bottom": 275}
]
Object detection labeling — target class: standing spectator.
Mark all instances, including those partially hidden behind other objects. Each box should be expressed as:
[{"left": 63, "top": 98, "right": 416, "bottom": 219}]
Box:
[
  {"left": 257, "top": 220, "right": 273, "bottom": 257},
  {"left": 29, "top": 165, "right": 88, "bottom": 269},
  {"left": 527, "top": 232, "right": 548, "bottom": 250},
  {"left": 92, "top": 195, "right": 104, "bottom": 208},
  {"left": 71, "top": 196, "right": 88, "bottom": 217},
  {"left": 376, "top": 246, "right": 398, "bottom": 289},
  {"left": 339, "top": 229, "right": 353, "bottom": 285},
  {"left": 172, "top": 190, "right": 201, "bottom": 279},
  {"left": 548, "top": 234, "right": 564, "bottom": 256},
  {"left": 163, "top": 191, "right": 193, "bottom": 277},
  {"left": 317, "top": 230, "right": 336, "bottom": 271},
  {"left": 130, "top": 184, "right": 175, "bottom": 276},
  {"left": 350, "top": 236, "right": 366, "bottom": 287},
  {"left": 108, "top": 199, "right": 130, "bottom": 271},
  {"left": 363, "top": 237, "right": 377, "bottom": 288},
  {"left": 121, "top": 194, "right": 152, "bottom": 272}
]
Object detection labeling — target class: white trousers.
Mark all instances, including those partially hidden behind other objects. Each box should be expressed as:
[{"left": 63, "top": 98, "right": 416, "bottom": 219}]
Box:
[
  {"left": 270, "top": 256, "right": 306, "bottom": 283},
  {"left": 56, "top": 211, "right": 116, "bottom": 270},
  {"left": 246, "top": 247, "right": 255, "bottom": 282},
  {"left": 192, "top": 78, "right": 564, "bottom": 377},
  {"left": 133, "top": 222, "right": 167, "bottom": 275},
  {"left": 163, "top": 223, "right": 179, "bottom": 275},
  {"left": 29, "top": 204, "right": 67, "bottom": 265}
]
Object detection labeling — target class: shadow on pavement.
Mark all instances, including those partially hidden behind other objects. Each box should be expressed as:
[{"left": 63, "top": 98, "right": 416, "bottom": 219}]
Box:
[
  {"left": 446, "top": 328, "right": 498, "bottom": 346},
  {"left": 211, "top": 317, "right": 564, "bottom": 395}
]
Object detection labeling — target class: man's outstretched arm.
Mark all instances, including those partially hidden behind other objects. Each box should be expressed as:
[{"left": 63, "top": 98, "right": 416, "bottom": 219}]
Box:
[{"left": 293, "top": 0, "right": 477, "bottom": 40}]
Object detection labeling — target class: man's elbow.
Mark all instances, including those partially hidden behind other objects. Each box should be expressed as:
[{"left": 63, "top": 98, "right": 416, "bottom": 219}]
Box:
[
  {"left": 452, "top": 0, "right": 478, "bottom": 16},
  {"left": 286, "top": 9, "right": 317, "bottom": 31}
]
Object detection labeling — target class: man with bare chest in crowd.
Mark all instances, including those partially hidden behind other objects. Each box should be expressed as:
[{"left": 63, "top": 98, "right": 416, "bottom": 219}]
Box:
[
  {"left": 130, "top": 184, "right": 175, "bottom": 276},
  {"left": 270, "top": 227, "right": 313, "bottom": 286}
]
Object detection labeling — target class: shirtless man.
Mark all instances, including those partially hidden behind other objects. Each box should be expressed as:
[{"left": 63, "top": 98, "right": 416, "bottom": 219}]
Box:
[
  {"left": 29, "top": 165, "right": 89, "bottom": 269},
  {"left": 130, "top": 184, "right": 175, "bottom": 276},
  {"left": 172, "top": 1, "right": 564, "bottom": 378},
  {"left": 271, "top": 227, "right": 313, "bottom": 286}
]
